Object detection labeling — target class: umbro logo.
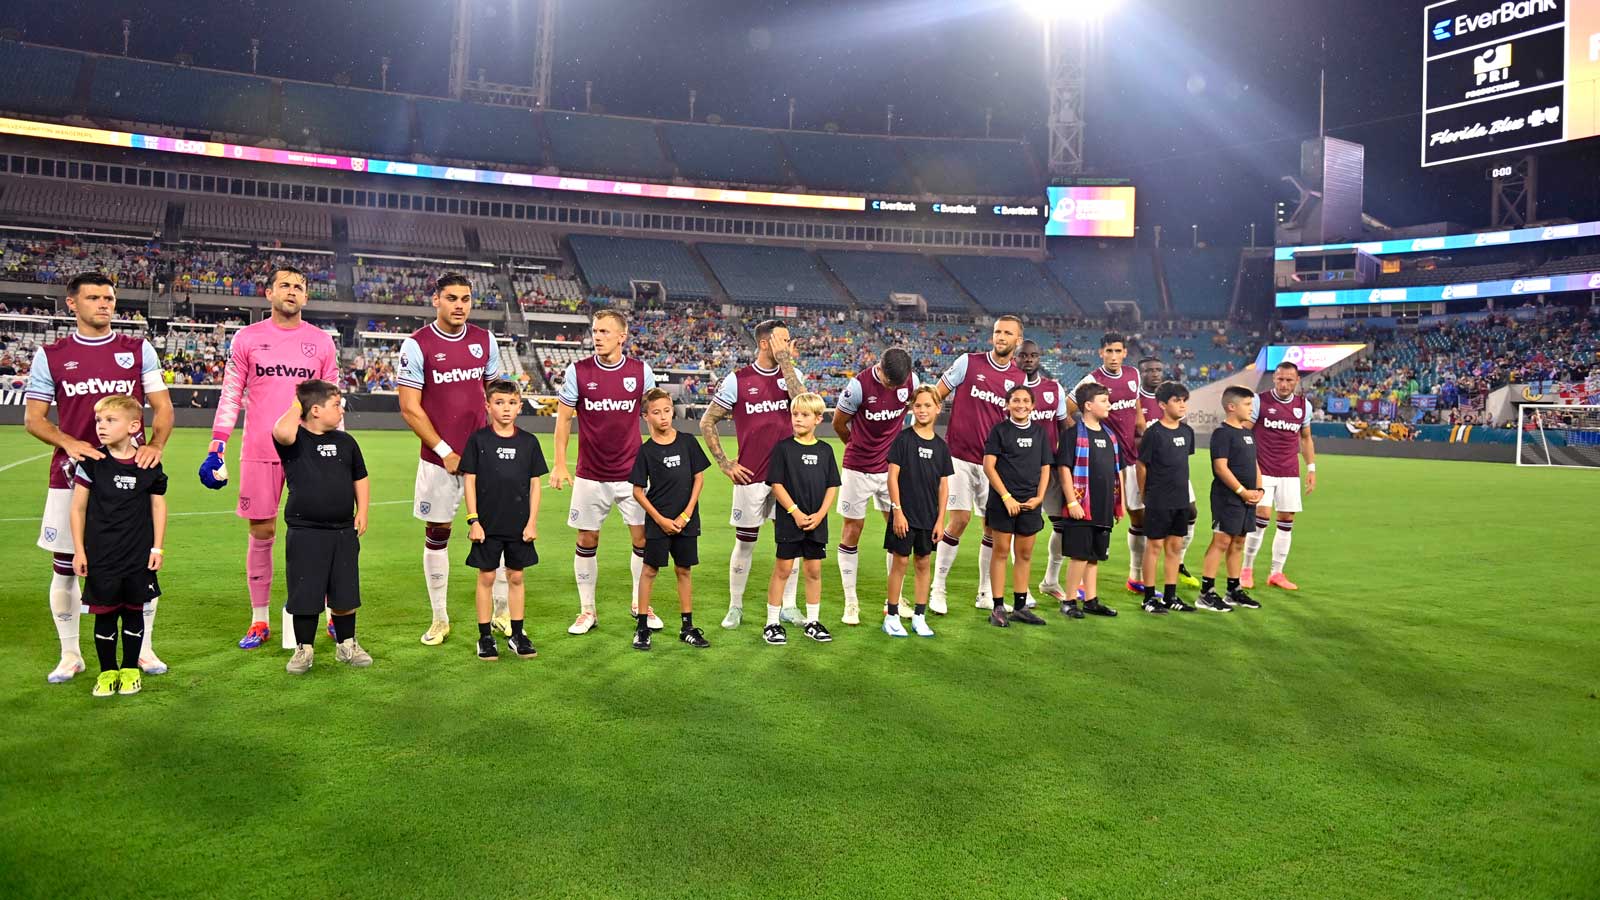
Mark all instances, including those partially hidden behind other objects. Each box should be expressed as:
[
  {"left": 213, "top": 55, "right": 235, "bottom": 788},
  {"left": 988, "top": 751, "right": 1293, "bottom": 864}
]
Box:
[{"left": 587, "top": 382, "right": 599, "bottom": 390}]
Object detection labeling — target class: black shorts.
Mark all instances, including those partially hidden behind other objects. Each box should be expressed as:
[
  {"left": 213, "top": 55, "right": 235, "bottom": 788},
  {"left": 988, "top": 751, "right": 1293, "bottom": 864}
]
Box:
[
  {"left": 776, "top": 540, "right": 826, "bottom": 561},
  {"left": 466, "top": 536, "right": 539, "bottom": 572},
  {"left": 984, "top": 494, "right": 1044, "bottom": 536},
  {"left": 643, "top": 534, "right": 698, "bottom": 569},
  {"left": 1058, "top": 520, "right": 1111, "bottom": 561},
  {"left": 883, "top": 527, "right": 935, "bottom": 558},
  {"left": 1209, "top": 493, "right": 1256, "bottom": 537},
  {"left": 1142, "top": 505, "right": 1189, "bottom": 541},
  {"left": 84, "top": 569, "right": 160, "bottom": 614},
  {"left": 286, "top": 526, "right": 361, "bottom": 615}
]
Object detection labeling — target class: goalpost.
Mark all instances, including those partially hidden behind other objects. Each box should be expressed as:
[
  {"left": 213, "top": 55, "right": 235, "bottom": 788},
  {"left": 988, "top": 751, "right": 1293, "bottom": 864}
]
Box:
[{"left": 1516, "top": 403, "right": 1600, "bottom": 468}]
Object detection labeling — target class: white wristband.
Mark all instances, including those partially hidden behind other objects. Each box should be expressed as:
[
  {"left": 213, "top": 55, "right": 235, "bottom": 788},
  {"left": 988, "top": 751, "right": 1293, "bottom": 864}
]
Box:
[
  {"left": 1307, "top": 463, "right": 1317, "bottom": 472},
  {"left": 150, "top": 548, "right": 164, "bottom": 555},
  {"left": 433, "top": 440, "right": 454, "bottom": 458}
]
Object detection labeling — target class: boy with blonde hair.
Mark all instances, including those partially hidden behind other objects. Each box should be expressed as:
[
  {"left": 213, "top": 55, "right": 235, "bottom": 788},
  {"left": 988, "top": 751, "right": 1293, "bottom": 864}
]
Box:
[{"left": 763, "top": 392, "right": 840, "bottom": 645}]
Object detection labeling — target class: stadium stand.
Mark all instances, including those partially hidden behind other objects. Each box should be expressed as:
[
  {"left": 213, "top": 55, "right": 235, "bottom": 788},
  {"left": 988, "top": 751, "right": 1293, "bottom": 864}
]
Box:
[
  {"left": 1527, "top": 252, "right": 1600, "bottom": 276},
  {"left": 168, "top": 245, "right": 338, "bottom": 299},
  {"left": 1048, "top": 243, "right": 1160, "bottom": 317},
  {"left": 351, "top": 259, "right": 499, "bottom": 308},
  {"left": 346, "top": 213, "right": 468, "bottom": 255},
  {"left": 660, "top": 123, "right": 791, "bottom": 186},
  {"left": 699, "top": 243, "right": 845, "bottom": 309},
  {"left": 781, "top": 132, "right": 919, "bottom": 195},
  {"left": 512, "top": 269, "right": 585, "bottom": 311},
  {"left": 280, "top": 81, "right": 412, "bottom": 156},
  {"left": 567, "top": 234, "right": 714, "bottom": 300},
  {"left": 0, "top": 179, "right": 165, "bottom": 231},
  {"left": 938, "top": 254, "right": 1065, "bottom": 317},
  {"left": 88, "top": 57, "right": 273, "bottom": 136},
  {"left": 630, "top": 307, "right": 738, "bottom": 373},
  {"left": 543, "top": 112, "right": 675, "bottom": 181},
  {"left": 476, "top": 223, "right": 560, "bottom": 258},
  {"left": 0, "top": 40, "right": 83, "bottom": 118},
  {"left": 0, "top": 231, "right": 161, "bottom": 289},
  {"left": 183, "top": 199, "right": 333, "bottom": 245},
  {"left": 1376, "top": 261, "right": 1523, "bottom": 287},
  {"left": 873, "top": 319, "right": 989, "bottom": 385},
  {"left": 1163, "top": 248, "right": 1238, "bottom": 319},
  {"left": 414, "top": 98, "right": 545, "bottom": 167},
  {"left": 819, "top": 250, "right": 970, "bottom": 314},
  {"left": 897, "top": 138, "right": 1039, "bottom": 197}
]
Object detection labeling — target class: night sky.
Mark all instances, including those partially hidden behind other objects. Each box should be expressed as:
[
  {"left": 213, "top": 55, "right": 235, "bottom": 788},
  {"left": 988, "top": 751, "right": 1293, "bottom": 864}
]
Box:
[{"left": 5, "top": 0, "right": 1598, "bottom": 243}]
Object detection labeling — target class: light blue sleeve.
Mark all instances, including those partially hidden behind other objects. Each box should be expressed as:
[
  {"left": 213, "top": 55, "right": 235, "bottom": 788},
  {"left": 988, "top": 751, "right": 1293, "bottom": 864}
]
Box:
[
  {"left": 836, "top": 376, "right": 864, "bottom": 415},
  {"left": 397, "top": 337, "right": 425, "bottom": 390},
  {"left": 1055, "top": 382, "right": 1068, "bottom": 418},
  {"left": 23, "top": 348, "right": 53, "bottom": 402},
  {"left": 482, "top": 331, "right": 503, "bottom": 380},
  {"left": 557, "top": 363, "right": 579, "bottom": 407},
  {"left": 939, "top": 355, "right": 968, "bottom": 390},
  {"left": 710, "top": 371, "right": 738, "bottom": 409},
  {"left": 140, "top": 340, "right": 167, "bottom": 394},
  {"left": 642, "top": 362, "right": 657, "bottom": 392},
  {"left": 1249, "top": 394, "right": 1262, "bottom": 423}
]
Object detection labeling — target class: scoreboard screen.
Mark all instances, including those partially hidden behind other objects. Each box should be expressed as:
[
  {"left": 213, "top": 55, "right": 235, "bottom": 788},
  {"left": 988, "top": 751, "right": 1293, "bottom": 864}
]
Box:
[{"left": 1044, "top": 185, "right": 1136, "bottom": 238}]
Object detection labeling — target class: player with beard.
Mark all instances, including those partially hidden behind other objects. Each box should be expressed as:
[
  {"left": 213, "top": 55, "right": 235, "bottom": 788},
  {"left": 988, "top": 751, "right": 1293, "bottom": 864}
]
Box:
[
  {"left": 1068, "top": 333, "right": 1146, "bottom": 595},
  {"left": 930, "top": 315, "right": 1024, "bottom": 613},
  {"left": 1242, "top": 362, "right": 1318, "bottom": 590},
  {"left": 1014, "top": 340, "right": 1070, "bottom": 608},
  {"left": 1135, "top": 357, "right": 1199, "bottom": 588}
]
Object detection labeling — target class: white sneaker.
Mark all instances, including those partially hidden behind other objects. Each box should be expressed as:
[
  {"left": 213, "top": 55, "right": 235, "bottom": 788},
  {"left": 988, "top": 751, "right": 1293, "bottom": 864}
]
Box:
[
  {"left": 911, "top": 614, "right": 936, "bottom": 638},
  {"left": 1037, "top": 582, "right": 1068, "bottom": 604},
  {"left": 567, "top": 611, "right": 597, "bottom": 635},
  {"left": 975, "top": 592, "right": 994, "bottom": 610},
  {"left": 841, "top": 601, "right": 860, "bottom": 626},
  {"left": 1024, "top": 593, "right": 1038, "bottom": 609},
  {"left": 285, "top": 644, "right": 314, "bottom": 675},
  {"left": 138, "top": 653, "right": 168, "bottom": 675},
  {"left": 779, "top": 606, "right": 802, "bottom": 625},
  {"left": 47, "top": 654, "right": 85, "bottom": 684},
  {"left": 929, "top": 592, "right": 948, "bottom": 616},
  {"left": 419, "top": 620, "right": 451, "bottom": 646},
  {"left": 721, "top": 605, "right": 743, "bottom": 629},
  {"left": 882, "top": 615, "right": 908, "bottom": 637},
  {"left": 898, "top": 603, "right": 913, "bottom": 619},
  {"left": 490, "top": 612, "right": 512, "bottom": 636}
]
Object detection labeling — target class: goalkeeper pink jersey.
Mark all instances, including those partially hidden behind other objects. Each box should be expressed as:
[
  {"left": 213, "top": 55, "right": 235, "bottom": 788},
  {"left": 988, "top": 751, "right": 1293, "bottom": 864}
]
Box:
[{"left": 211, "top": 319, "right": 340, "bottom": 462}]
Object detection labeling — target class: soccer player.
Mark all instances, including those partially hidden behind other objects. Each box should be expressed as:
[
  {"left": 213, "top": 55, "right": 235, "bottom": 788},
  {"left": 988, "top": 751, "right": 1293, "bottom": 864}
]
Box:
[
  {"left": 930, "top": 315, "right": 1025, "bottom": 614},
  {"left": 763, "top": 392, "right": 840, "bottom": 646},
  {"left": 1137, "top": 382, "right": 1197, "bottom": 614},
  {"left": 1068, "top": 334, "right": 1146, "bottom": 595},
  {"left": 69, "top": 395, "right": 167, "bottom": 698},
  {"left": 24, "top": 272, "right": 173, "bottom": 684},
  {"left": 461, "top": 381, "right": 547, "bottom": 661},
  {"left": 549, "top": 310, "right": 657, "bottom": 635},
  {"left": 199, "top": 265, "right": 340, "bottom": 651},
  {"left": 831, "top": 346, "right": 916, "bottom": 625},
  {"left": 981, "top": 386, "right": 1051, "bottom": 628},
  {"left": 1055, "top": 382, "right": 1124, "bottom": 619},
  {"left": 701, "top": 319, "right": 806, "bottom": 629},
  {"left": 884, "top": 386, "right": 951, "bottom": 638},
  {"left": 1242, "top": 362, "right": 1318, "bottom": 590},
  {"left": 397, "top": 274, "right": 504, "bottom": 646},
  {"left": 1136, "top": 357, "right": 1200, "bottom": 588},
  {"left": 1015, "top": 339, "right": 1070, "bottom": 607},
  {"left": 1198, "top": 386, "right": 1264, "bottom": 612},
  {"left": 629, "top": 388, "right": 714, "bottom": 652},
  {"left": 272, "top": 380, "right": 373, "bottom": 674}
]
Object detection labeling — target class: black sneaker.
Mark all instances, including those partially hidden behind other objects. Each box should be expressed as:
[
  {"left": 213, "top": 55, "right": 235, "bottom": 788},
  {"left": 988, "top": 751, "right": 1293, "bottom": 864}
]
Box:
[
  {"left": 1083, "top": 598, "right": 1118, "bottom": 617},
  {"left": 679, "top": 626, "right": 710, "bottom": 649},
  {"left": 476, "top": 635, "right": 499, "bottom": 660},
  {"left": 1166, "top": 596, "right": 1197, "bottom": 613},
  {"left": 762, "top": 624, "right": 787, "bottom": 645},
  {"left": 1196, "top": 591, "right": 1233, "bottom": 612},
  {"left": 632, "top": 627, "right": 652, "bottom": 651},
  {"left": 506, "top": 633, "right": 538, "bottom": 658},
  {"left": 1142, "top": 597, "right": 1169, "bottom": 615},
  {"left": 1228, "top": 590, "right": 1260, "bottom": 609},
  {"left": 988, "top": 606, "right": 1010, "bottom": 627},
  {"left": 803, "top": 621, "right": 833, "bottom": 643},
  {"left": 1060, "top": 599, "right": 1085, "bottom": 619},
  {"left": 1009, "top": 607, "right": 1047, "bottom": 626}
]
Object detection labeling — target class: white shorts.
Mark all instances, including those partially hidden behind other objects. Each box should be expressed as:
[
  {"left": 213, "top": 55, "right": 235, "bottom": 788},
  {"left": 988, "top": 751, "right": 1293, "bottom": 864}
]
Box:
[
  {"left": 1258, "top": 475, "right": 1303, "bottom": 513},
  {"left": 837, "top": 469, "right": 891, "bottom": 519},
  {"left": 1189, "top": 480, "right": 1196, "bottom": 504},
  {"left": 568, "top": 477, "right": 644, "bottom": 531},
  {"left": 414, "top": 460, "right": 466, "bottom": 523},
  {"left": 1041, "top": 474, "right": 1065, "bottom": 517},
  {"left": 1121, "top": 465, "right": 1144, "bottom": 512},
  {"left": 947, "top": 457, "right": 990, "bottom": 515},
  {"left": 38, "top": 488, "right": 73, "bottom": 553},
  {"left": 729, "top": 482, "right": 776, "bottom": 528}
]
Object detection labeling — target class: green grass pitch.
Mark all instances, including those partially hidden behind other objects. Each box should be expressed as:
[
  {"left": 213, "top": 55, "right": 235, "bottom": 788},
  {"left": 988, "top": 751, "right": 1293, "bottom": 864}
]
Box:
[{"left": 0, "top": 427, "right": 1596, "bottom": 898}]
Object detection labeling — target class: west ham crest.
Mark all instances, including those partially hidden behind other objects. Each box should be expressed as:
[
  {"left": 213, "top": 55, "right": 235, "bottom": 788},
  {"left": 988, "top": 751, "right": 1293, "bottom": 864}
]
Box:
[
  {"left": 777, "top": 378, "right": 788, "bottom": 392},
  {"left": 352, "top": 158, "right": 367, "bottom": 173},
  {"left": 623, "top": 377, "right": 638, "bottom": 392},
  {"left": 896, "top": 387, "right": 909, "bottom": 402},
  {"left": 1043, "top": 391, "right": 1054, "bottom": 403},
  {"left": 419, "top": 501, "right": 432, "bottom": 516},
  {"left": 1128, "top": 380, "right": 1137, "bottom": 392},
  {"left": 301, "top": 343, "right": 317, "bottom": 358},
  {"left": 43, "top": 527, "right": 57, "bottom": 542},
  {"left": 239, "top": 498, "right": 250, "bottom": 512},
  {"left": 468, "top": 343, "right": 484, "bottom": 359},
  {"left": 114, "top": 352, "right": 135, "bottom": 369},
  {"left": 1004, "top": 379, "right": 1015, "bottom": 391}
]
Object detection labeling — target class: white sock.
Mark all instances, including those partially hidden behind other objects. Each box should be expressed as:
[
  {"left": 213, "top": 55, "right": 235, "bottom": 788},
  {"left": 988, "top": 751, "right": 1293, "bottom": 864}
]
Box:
[
  {"left": 1270, "top": 525, "right": 1293, "bottom": 575},
  {"left": 932, "top": 537, "right": 960, "bottom": 594},
  {"left": 806, "top": 602, "right": 820, "bottom": 623},
  {"left": 141, "top": 599, "right": 158, "bottom": 658},
  {"left": 1128, "top": 530, "right": 1146, "bottom": 581},
  {"left": 837, "top": 545, "right": 859, "bottom": 607},
  {"left": 1180, "top": 523, "right": 1195, "bottom": 564},
  {"left": 1041, "top": 529, "right": 1064, "bottom": 590},
  {"left": 630, "top": 548, "right": 644, "bottom": 612},
  {"left": 782, "top": 565, "right": 799, "bottom": 609},
  {"left": 977, "top": 539, "right": 994, "bottom": 598},
  {"left": 728, "top": 539, "right": 755, "bottom": 609},
  {"left": 252, "top": 605, "right": 269, "bottom": 625},
  {"left": 491, "top": 566, "right": 509, "bottom": 613},
  {"left": 1243, "top": 525, "right": 1266, "bottom": 571},
  {"left": 281, "top": 605, "right": 296, "bottom": 650},
  {"left": 49, "top": 573, "right": 81, "bottom": 659},
  {"left": 766, "top": 603, "right": 781, "bottom": 626},
  {"left": 575, "top": 551, "right": 598, "bottom": 614},
  {"left": 423, "top": 546, "right": 451, "bottom": 620}
]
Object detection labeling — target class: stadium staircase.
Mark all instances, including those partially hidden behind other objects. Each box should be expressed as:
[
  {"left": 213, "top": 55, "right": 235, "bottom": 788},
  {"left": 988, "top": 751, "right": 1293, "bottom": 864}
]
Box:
[
  {"left": 928, "top": 257, "right": 988, "bottom": 318},
  {"left": 1037, "top": 263, "right": 1084, "bottom": 317},
  {"left": 813, "top": 253, "right": 861, "bottom": 310},
  {"left": 495, "top": 268, "right": 527, "bottom": 337},
  {"left": 684, "top": 243, "right": 733, "bottom": 306},
  {"left": 1151, "top": 249, "right": 1175, "bottom": 317}
]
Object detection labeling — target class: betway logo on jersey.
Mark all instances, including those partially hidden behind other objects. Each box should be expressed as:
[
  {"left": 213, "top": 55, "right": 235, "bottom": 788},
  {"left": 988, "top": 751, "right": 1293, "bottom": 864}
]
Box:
[
  {"left": 743, "top": 399, "right": 788, "bottom": 416},
  {"left": 431, "top": 366, "right": 486, "bottom": 385},
  {"left": 61, "top": 378, "right": 137, "bottom": 398},
  {"left": 861, "top": 406, "right": 903, "bottom": 422},
  {"left": 1110, "top": 397, "right": 1139, "bottom": 413},
  {"left": 1259, "top": 417, "right": 1304, "bottom": 432},
  {"left": 967, "top": 385, "right": 1009, "bottom": 408},
  {"left": 255, "top": 363, "right": 318, "bottom": 380},
  {"left": 582, "top": 397, "right": 638, "bottom": 412}
]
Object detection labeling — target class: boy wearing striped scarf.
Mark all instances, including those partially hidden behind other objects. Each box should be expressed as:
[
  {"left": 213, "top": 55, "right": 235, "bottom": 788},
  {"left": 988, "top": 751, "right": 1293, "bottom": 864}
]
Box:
[{"left": 1053, "top": 382, "right": 1123, "bottom": 620}]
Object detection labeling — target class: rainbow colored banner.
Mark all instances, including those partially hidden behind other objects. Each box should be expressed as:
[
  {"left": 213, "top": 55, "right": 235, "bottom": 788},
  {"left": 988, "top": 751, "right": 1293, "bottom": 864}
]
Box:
[
  {"left": 1253, "top": 343, "right": 1366, "bottom": 373},
  {"left": 1044, "top": 185, "right": 1136, "bottom": 238}
]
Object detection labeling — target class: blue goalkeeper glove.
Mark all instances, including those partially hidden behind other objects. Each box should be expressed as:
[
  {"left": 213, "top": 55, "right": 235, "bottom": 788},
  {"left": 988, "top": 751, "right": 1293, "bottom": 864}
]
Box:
[{"left": 198, "top": 439, "right": 229, "bottom": 489}]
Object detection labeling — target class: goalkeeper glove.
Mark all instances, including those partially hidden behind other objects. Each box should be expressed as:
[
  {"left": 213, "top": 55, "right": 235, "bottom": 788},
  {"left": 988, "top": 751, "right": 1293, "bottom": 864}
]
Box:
[{"left": 198, "top": 439, "right": 229, "bottom": 489}]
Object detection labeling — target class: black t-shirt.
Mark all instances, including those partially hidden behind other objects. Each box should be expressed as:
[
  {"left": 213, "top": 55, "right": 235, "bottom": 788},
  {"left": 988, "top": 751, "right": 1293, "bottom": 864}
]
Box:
[
  {"left": 629, "top": 431, "right": 711, "bottom": 539},
  {"left": 275, "top": 426, "right": 368, "bottom": 530},
  {"left": 74, "top": 452, "right": 167, "bottom": 575},
  {"left": 982, "top": 418, "right": 1050, "bottom": 501},
  {"left": 1139, "top": 420, "right": 1196, "bottom": 510},
  {"left": 460, "top": 426, "right": 549, "bottom": 537},
  {"left": 767, "top": 437, "right": 841, "bottom": 544},
  {"left": 1209, "top": 423, "right": 1259, "bottom": 497},
  {"left": 887, "top": 429, "right": 954, "bottom": 530},
  {"left": 1055, "top": 424, "right": 1119, "bottom": 527}
]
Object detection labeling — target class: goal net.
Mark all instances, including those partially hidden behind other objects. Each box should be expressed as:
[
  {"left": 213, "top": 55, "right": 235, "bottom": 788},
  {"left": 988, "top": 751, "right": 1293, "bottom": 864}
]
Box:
[{"left": 1516, "top": 404, "right": 1600, "bottom": 468}]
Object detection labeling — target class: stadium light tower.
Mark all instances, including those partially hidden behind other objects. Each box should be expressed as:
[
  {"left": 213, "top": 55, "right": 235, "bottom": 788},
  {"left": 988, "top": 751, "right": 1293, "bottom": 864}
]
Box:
[
  {"left": 450, "top": 0, "right": 559, "bottom": 108},
  {"left": 1024, "top": 0, "right": 1121, "bottom": 177}
]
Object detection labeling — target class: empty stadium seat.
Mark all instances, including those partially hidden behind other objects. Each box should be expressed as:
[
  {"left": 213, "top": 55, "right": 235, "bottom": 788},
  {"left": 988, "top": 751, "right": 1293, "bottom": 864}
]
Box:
[
  {"left": 819, "top": 250, "right": 969, "bottom": 313},
  {"left": 0, "top": 41, "right": 83, "bottom": 118},
  {"left": 544, "top": 113, "right": 674, "bottom": 180},
  {"left": 184, "top": 199, "right": 333, "bottom": 244},
  {"left": 415, "top": 99, "right": 544, "bottom": 167},
  {"left": 661, "top": 123, "right": 791, "bottom": 186},
  {"left": 1047, "top": 244, "right": 1160, "bottom": 317},
  {"left": 938, "top": 255, "right": 1066, "bottom": 317},
  {"left": 898, "top": 138, "right": 1039, "bottom": 197},
  {"left": 700, "top": 243, "right": 844, "bottom": 308},
  {"left": 476, "top": 223, "right": 559, "bottom": 258},
  {"left": 782, "top": 132, "right": 919, "bottom": 195},
  {"left": 0, "top": 179, "right": 164, "bottom": 231},
  {"left": 281, "top": 82, "right": 412, "bottom": 156},
  {"left": 568, "top": 234, "right": 713, "bottom": 299},
  {"left": 346, "top": 213, "right": 467, "bottom": 254},
  {"left": 88, "top": 57, "right": 272, "bottom": 136},
  {"left": 1163, "top": 248, "right": 1237, "bottom": 318}
]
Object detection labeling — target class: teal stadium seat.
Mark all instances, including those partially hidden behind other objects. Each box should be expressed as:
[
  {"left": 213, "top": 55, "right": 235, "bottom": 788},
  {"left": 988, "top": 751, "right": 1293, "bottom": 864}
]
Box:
[
  {"left": 781, "top": 132, "right": 919, "bottom": 195},
  {"left": 700, "top": 243, "right": 844, "bottom": 309},
  {"left": 1162, "top": 248, "right": 1238, "bottom": 319},
  {"left": 568, "top": 235, "right": 714, "bottom": 300},
  {"left": 0, "top": 41, "right": 83, "bottom": 118},
  {"left": 89, "top": 57, "right": 271, "bottom": 136},
  {"left": 819, "top": 250, "right": 969, "bottom": 313},
  {"left": 898, "top": 138, "right": 1039, "bottom": 197},
  {"left": 281, "top": 82, "right": 411, "bottom": 156},
  {"left": 661, "top": 123, "right": 791, "bottom": 185},
  {"left": 1048, "top": 244, "right": 1160, "bottom": 317},
  {"left": 544, "top": 113, "right": 674, "bottom": 180},
  {"left": 415, "top": 99, "right": 543, "bottom": 167},
  {"left": 938, "top": 255, "right": 1065, "bottom": 317}
]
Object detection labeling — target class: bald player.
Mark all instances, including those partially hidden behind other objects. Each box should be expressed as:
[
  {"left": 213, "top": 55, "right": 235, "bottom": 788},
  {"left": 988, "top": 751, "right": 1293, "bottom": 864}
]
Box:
[{"left": 1242, "top": 361, "right": 1317, "bottom": 590}]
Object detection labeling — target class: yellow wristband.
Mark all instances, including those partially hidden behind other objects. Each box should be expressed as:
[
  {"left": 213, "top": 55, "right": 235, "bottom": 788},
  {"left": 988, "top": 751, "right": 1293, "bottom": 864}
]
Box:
[
  {"left": 150, "top": 548, "right": 164, "bottom": 555},
  {"left": 1001, "top": 493, "right": 1013, "bottom": 501},
  {"left": 677, "top": 512, "right": 690, "bottom": 522},
  {"left": 787, "top": 504, "right": 800, "bottom": 514}
]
